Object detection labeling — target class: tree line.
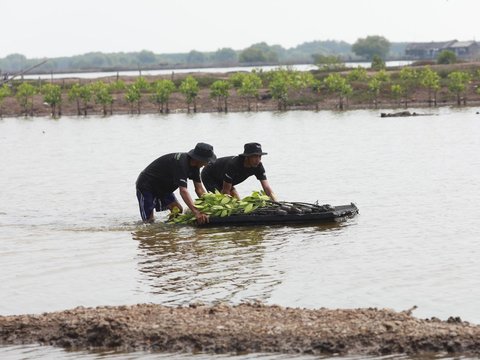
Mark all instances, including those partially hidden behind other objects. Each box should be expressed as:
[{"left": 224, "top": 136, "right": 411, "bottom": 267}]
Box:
[
  {"left": 0, "top": 37, "right": 409, "bottom": 74},
  {"left": 1, "top": 64, "right": 479, "bottom": 118}
]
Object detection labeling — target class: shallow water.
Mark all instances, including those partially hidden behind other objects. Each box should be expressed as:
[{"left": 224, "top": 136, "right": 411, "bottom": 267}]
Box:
[{"left": 1, "top": 108, "right": 479, "bottom": 359}]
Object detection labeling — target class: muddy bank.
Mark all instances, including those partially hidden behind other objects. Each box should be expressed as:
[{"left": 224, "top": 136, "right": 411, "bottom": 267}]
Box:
[
  {"left": 3, "top": 65, "right": 480, "bottom": 118},
  {"left": 1, "top": 303, "right": 479, "bottom": 356}
]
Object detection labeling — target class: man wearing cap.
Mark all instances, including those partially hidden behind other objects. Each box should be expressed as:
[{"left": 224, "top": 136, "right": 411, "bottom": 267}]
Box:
[
  {"left": 201, "top": 142, "right": 277, "bottom": 201},
  {"left": 136, "top": 142, "right": 216, "bottom": 224}
]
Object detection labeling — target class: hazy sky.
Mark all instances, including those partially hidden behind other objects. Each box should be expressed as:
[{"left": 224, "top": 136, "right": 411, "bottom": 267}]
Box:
[{"left": 1, "top": 0, "right": 477, "bottom": 58}]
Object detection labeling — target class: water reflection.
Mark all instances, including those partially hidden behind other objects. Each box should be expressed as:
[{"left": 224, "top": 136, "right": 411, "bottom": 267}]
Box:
[
  {"left": 132, "top": 224, "right": 285, "bottom": 305},
  {"left": 131, "top": 220, "right": 349, "bottom": 306}
]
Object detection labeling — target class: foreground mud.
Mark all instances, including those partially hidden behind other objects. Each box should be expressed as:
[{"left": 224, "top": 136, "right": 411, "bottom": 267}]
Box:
[{"left": 1, "top": 303, "right": 479, "bottom": 356}]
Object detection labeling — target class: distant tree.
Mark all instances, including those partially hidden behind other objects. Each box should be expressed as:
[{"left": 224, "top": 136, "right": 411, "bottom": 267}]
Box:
[
  {"left": 295, "top": 40, "right": 351, "bottom": 56},
  {"left": 85, "top": 52, "right": 111, "bottom": 68},
  {"left": 0, "top": 84, "right": 12, "bottom": 117},
  {"left": 447, "top": 71, "right": 471, "bottom": 105},
  {"left": 15, "top": 82, "right": 36, "bottom": 116},
  {"left": 187, "top": 50, "right": 206, "bottom": 65},
  {"left": 352, "top": 35, "right": 390, "bottom": 60},
  {"left": 437, "top": 50, "right": 457, "bottom": 65},
  {"left": 420, "top": 66, "right": 440, "bottom": 106},
  {"left": 239, "top": 42, "right": 279, "bottom": 63},
  {"left": 41, "top": 83, "right": 62, "bottom": 117},
  {"left": 210, "top": 80, "right": 230, "bottom": 112},
  {"left": 179, "top": 75, "right": 199, "bottom": 113},
  {"left": 324, "top": 73, "right": 352, "bottom": 110},
  {"left": 3, "top": 53, "right": 28, "bottom": 71},
  {"left": 151, "top": 79, "right": 176, "bottom": 113},
  {"left": 136, "top": 50, "right": 156, "bottom": 65},
  {"left": 212, "top": 48, "right": 238, "bottom": 64}
]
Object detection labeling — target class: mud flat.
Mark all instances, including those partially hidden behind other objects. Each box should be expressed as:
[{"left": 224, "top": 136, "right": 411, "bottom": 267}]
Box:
[{"left": 1, "top": 303, "right": 479, "bottom": 356}]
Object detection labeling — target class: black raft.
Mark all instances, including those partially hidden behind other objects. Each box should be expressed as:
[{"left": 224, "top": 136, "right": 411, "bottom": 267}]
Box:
[{"left": 198, "top": 202, "right": 359, "bottom": 227}]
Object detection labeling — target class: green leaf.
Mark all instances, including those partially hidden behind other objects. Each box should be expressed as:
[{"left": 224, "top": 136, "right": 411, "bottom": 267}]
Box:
[{"left": 244, "top": 203, "right": 254, "bottom": 213}]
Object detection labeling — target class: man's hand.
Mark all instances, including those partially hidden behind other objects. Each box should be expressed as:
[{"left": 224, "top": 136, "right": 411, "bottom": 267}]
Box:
[{"left": 194, "top": 210, "right": 209, "bottom": 224}]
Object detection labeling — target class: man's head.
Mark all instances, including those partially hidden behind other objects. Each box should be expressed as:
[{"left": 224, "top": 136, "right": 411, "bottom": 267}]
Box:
[
  {"left": 240, "top": 142, "right": 267, "bottom": 168},
  {"left": 188, "top": 142, "right": 216, "bottom": 168}
]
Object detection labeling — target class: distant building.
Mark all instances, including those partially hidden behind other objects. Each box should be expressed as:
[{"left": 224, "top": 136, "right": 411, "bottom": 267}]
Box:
[
  {"left": 445, "top": 41, "right": 480, "bottom": 58},
  {"left": 405, "top": 40, "right": 480, "bottom": 59},
  {"left": 405, "top": 40, "right": 457, "bottom": 59}
]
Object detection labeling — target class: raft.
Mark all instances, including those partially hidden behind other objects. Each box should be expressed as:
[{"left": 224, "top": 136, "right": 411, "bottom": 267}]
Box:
[{"left": 198, "top": 202, "right": 359, "bottom": 227}]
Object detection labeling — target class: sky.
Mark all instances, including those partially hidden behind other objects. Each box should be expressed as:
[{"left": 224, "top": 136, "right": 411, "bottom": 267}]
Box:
[{"left": 1, "top": 0, "right": 478, "bottom": 59}]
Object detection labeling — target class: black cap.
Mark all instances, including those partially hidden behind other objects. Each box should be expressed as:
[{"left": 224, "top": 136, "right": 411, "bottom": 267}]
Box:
[
  {"left": 240, "top": 142, "right": 267, "bottom": 156},
  {"left": 188, "top": 142, "right": 217, "bottom": 163}
]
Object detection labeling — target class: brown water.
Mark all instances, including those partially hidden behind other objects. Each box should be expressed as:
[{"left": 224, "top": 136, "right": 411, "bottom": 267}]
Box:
[{"left": 1, "top": 109, "right": 479, "bottom": 359}]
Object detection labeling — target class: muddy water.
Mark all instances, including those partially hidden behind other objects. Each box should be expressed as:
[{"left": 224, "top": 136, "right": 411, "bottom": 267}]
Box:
[{"left": 1, "top": 108, "right": 479, "bottom": 359}]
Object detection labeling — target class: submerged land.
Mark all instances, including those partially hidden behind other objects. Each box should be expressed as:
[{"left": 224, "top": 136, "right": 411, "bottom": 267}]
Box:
[{"left": 1, "top": 303, "right": 480, "bottom": 356}]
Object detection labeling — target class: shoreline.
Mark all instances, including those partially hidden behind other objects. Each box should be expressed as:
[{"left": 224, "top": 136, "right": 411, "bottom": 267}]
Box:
[
  {"left": 2, "top": 94, "right": 480, "bottom": 119},
  {"left": 3, "top": 63, "right": 480, "bottom": 118},
  {"left": 1, "top": 303, "right": 480, "bottom": 356}
]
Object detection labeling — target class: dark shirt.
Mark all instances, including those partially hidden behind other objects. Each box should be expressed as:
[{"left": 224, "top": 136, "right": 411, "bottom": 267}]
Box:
[
  {"left": 201, "top": 156, "right": 266, "bottom": 188},
  {"left": 136, "top": 153, "right": 200, "bottom": 196}
]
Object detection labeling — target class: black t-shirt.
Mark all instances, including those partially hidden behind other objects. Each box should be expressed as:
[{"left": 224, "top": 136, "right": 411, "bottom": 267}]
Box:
[
  {"left": 136, "top": 153, "right": 200, "bottom": 196},
  {"left": 202, "top": 155, "right": 266, "bottom": 186}
]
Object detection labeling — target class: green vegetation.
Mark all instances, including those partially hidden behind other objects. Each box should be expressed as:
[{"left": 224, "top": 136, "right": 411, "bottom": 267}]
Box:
[
  {"left": 3, "top": 63, "right": 480, "bottom": 118},
  {"left": 324, "top": 73, "right": 352, "bottom": 110},
  {"left": 0, "top": 38, "right": 406, "bottom": 75},
  {"left": 179, "top": 75, "right": 199, "bottom": 113},
  {"left": 41, "top": 83, "right": 62, "bottom": 117},
  {"left": 419, "top": 66, "right": 441, "bottom": 106},
  {"left": 437, "top": 50, "right": 457, "bottom": 65},
  {"left": 447, "top": 71, "right": 471, "bottom": 105},
  {"left": 16, "top": 82, "right": 36, "bottom": 116},
  {"left": 239, "top": 43, "right": 279, "bottom": 63},
  {"left": 151, "top": 79, "right": 176, "bottom": 113},
  {"left": 91, "top": 81, "right": 113, "bottom": 116},
  {"left": 352, "top": 35, "right": 390, "bottom": 61},
  {"left": 313, "top": 55, "right": 346, "bottom": 71},
  {"left": 237, "top": 73, "right": 263, "bottom": 111},
  {"left": 210, "top": 80, "right": 230, "bottom": 112},
  {"left": 169, "top": 190, "right": 272, "bottom": 224},
  {"left": 0, "top": 84, "right": 12, "bottom": 117},
  {"left": 371, "top": 55, "right": 386, "bottom": 70},
  {"left": 398, "top": 67, "right": 419, "bottom": 108}
]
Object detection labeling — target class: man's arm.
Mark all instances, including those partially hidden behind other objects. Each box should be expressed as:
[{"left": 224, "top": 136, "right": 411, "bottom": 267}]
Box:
[
  {"left": 221, "top": 181, "right": 240, "bottom": 199},
  {"left": 179, "top": 186, "right": 208, "bottom": 224},
  {"left": 193, "top": 181, "right": 206, "bottom": 198},
  {"left": 260, "top": 179, "right": 277, "bottom": 201}
]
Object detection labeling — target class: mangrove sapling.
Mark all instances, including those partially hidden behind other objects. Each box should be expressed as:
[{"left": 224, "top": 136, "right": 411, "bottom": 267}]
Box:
[{"left": 169, "top": 190, "right": 272, "bottom": 224}]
